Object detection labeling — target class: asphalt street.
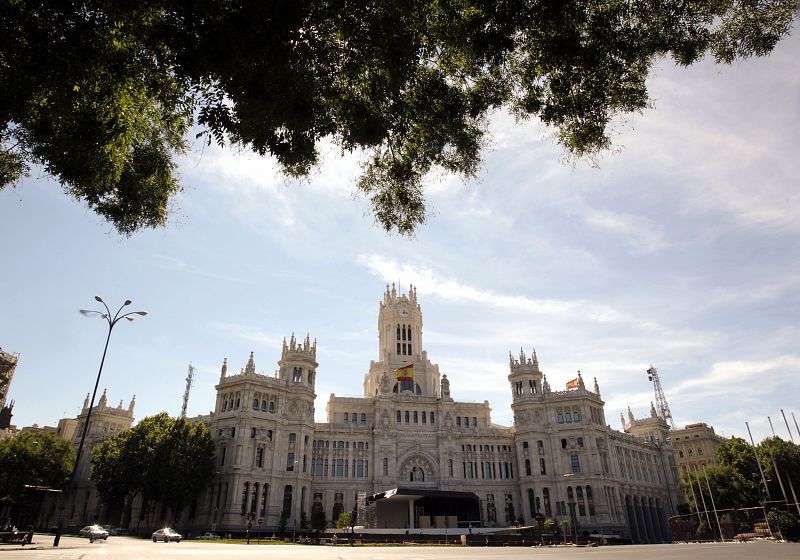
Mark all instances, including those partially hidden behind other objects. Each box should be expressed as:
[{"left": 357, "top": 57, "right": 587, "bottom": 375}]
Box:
[{"left": 1, "top": 536, "right": 798, "bottom": 560}]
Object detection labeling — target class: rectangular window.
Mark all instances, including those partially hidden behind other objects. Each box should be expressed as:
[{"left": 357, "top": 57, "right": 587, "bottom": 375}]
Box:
[
  {"left": 430, "top": 412, "right": 435, "bottom": 424},
  {"left": 287, "top": 452, "right": 295, "bottom": 471},
  {"left": 525, "top": 459, "right": 531, "bottom": 476},
  {"left": 288, "top": 432, "right": 296, "bottom": 442},
  {"left": 557, "top": 413, "right": 564, "bottom": 423},
  {"left": 456, "top": 417, "right": 461, "bottom": 427},
  {"left": 464, "top": 417, "right": 469, "bottom": 427},
  {"left": 571, "top": 454, "right": 581, "bottom": 473},
  {"left": 565, "top": 412, "right": 572, "bottom": 423},
  {"left": 422, "top": 411, "right": 427, "bottom": 424},
  {"left": 473, "top": 417, "right": 477, "bottom": 427},
  {"left": 405, "top": 411, "right": 410, "bottom": 423},
  {"left": 413, "top": 411, "right": 418, "bottom": 423},
  {"left": 540, "top": 458, "right": 546, "bottom": 475},
  {"left": 344, "top": 413, "right": 348, "bottom": 423},
  {"left": 383, "top": 458, "right": 389, "bottom": 476},
  {"left": 255, "top": 447, "right": 264, "bottom": 468},
  {"left": 396, "top": 410, "right": 401, "bottom": 423}
]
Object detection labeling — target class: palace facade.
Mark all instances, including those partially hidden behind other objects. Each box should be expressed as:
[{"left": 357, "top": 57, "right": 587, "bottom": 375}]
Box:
[{"left": 184, "top": 285, "right": 682, "bottom": 542}]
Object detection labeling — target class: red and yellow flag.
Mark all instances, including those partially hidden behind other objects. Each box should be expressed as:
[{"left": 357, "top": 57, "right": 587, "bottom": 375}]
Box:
[
  {"left": 394, "top": 364, "right": 414, "bottom": 381},
  {"left": 566, "top": 378, "right": 579, "bottom": 390}
]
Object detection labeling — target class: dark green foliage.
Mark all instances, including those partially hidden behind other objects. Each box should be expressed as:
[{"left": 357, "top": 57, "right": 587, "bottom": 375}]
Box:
[
  {"left": 311, "top": 507, "right": 327, "bottom": 530},
  {"left": 0, "top": 431, "right": 73, "bottom": 504},
  {"left": 683, "top": 437, "right": 800, "bottom": 512},
  {"left": 278, "top": 509, "right": 288, "bottom": 535},
  {"left": 91, "top": 412, "right": 215, "bottom": 519},
  {"left": 696, "top": 520, "right": 713, "bottom": 540},
  {"left": 768, "top": 509, "right": 800, "bottom": 541},
  {"left": 1, "top": 1, "right": 797, "bottom": 235}
]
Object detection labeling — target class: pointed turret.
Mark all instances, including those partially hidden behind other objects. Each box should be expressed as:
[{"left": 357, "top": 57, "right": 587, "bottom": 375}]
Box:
[
  {"left": 620, "top": 412, "right": 626, "bottom": 430},
  {"left": 220, "top": 358, "right": 228, "bottom": 382},
  {"left": 577, "top": 371, "right": 585, "bottom": 390},
  {"left": 245, "top": 351, "right": 256, "bottom": 375},
  {"left": 650, "top": 401, "right": 658, "bottom": 418},
  {"left": 542, "top": 374, "right": 550, "bottom": 393},
  {"left": 128, "top": 395, "right": 136, "bottom": 414},
  {"left": 83, "top": 393, "right": 90, "bottom": 411},
  {"left": 627, "top": 406, "right": 635, "bottom": 424},
  {"left": 593, "top": 377, "right": 600, "bottom": 396},
  {"left": 98, "top": 388, "right": 107, "bottom": 408}
]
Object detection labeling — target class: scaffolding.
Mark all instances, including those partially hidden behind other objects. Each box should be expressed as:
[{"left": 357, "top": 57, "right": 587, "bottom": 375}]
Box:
[{"left": 646, "top": 365, "right": 675, "bottom": 429}]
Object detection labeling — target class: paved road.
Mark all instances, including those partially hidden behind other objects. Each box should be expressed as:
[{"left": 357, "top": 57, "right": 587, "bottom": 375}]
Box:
[{"left": 1, "top": 536, "right": 798, "bottom": 560}]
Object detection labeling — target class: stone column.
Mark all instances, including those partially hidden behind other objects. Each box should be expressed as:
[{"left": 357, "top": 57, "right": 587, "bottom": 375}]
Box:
[{"left": 635, "top": 497, "right": 649, "bottom": 543}]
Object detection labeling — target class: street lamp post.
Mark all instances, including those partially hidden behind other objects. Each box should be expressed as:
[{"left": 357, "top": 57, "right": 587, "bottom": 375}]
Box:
[{"left": 53, "top": 297, "right": 146, "bottom": 547}]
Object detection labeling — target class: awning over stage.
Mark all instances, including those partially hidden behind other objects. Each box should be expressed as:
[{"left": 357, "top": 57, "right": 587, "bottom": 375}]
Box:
[{"left": 366, "top": 487, "right": 481, "bottom": 529}]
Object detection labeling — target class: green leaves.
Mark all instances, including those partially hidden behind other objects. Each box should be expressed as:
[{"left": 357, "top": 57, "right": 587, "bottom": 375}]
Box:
[
  {"left": 0, "top": 431, "right": 73, "bottom": 504},
  {"left": 2, "top": 0, "right": 797, "bottom": 235},
  {"left": 91, "top": 413, "right": 215, "bottom": 516}
]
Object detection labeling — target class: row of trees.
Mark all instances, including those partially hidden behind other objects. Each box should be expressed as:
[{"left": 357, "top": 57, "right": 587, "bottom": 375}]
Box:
[
  {"left": 0, "top": 414, "right": 214, "bottom": 529},
  {"left": 0, "top": 432, "right": 73, "bottom": 523},
  {"left": 681, "top": 436, "right": 800, "bottom": 512},
  {"left": 91, "top": 413, "right": 215, "bottom": 526},
  {"left": 680, "top": 436, "right": 800, "bottom": 541},
  {"left": 2, "top": 1, "right": 797, "bottom": 235}
]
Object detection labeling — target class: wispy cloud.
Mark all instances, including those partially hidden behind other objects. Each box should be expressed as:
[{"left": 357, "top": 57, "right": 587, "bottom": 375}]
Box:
[
  {"left": 584, "top": 209, "right": 667, "bottom": 255},
  {"left": 357, "top": 253, "right": 655, "bottom": 327}
]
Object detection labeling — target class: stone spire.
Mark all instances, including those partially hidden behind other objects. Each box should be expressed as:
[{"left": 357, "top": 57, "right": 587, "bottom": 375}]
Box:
[
  {"left": 245, "top": 352, "right": 256, "bottom": 375},
  {"left": 128, "top": 394, "right": 136, "bottom": 414},
  {"left": 620, "top": 412, "right": 626, "bottom": 430},
  {"left": 83, "top": 393, "right": 90, "bottom": 411},
  {"left": 98, "top": 388, "right": 107, "bottom": 408},
  {"left": 593, "top": 377, "right": 600, "bottom": 396},
  {"left": 532, "top": 348, "right": 539, "bottom": 367},
  {"left": 577, "top": 371, "right": 585, "bottom": 390},
  {"left": 542, "top": 374, "right": 550, "bottom": 394},
  {"left": 627, "top": 406, "right": 635, "bottom": 424},
  {"left": 650, "top": 401, "right": 658, "bottom": 418},
  {"left": 220, "top": 358, "right": 228, "bottom": 382}
]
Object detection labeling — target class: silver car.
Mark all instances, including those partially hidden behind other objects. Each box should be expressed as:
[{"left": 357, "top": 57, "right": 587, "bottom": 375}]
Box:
[
  {"left": 79, "top": 525, "right": 109, "bottom": 542},
  {"left": 152, "top": 528, "right": 182, "bottom": 542}
]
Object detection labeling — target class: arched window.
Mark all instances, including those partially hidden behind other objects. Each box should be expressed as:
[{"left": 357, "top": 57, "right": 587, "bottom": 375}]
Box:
[
  {"left": 576, "top": 486, "right": 585, "bottom": 516},
  {"left": 396, "top": 410, "right": 401, "bottom": 423},
  {"left": 344, "top": 412, "right": 349, "bottom": 423},
  {"left": 361, "top": 413, "right": 367, "bottom": 424},
  {"left": 261, "top": 399, "right": 267, "bottom": 411},
  {"left": 577, "top": 437, "right": 584, "bottom": 447},
  {"left": 570, "top": 455, "right": 581, "bottom": 473},
  {"left": 567, "top": 486, "right": 574, "bottom": 501},
  {"left": 241, "top": 482, "right": 250, "bottom": 516},
  {"left": 261, "top": 484, "right": 269, "bottom": 516},
  {"left": 586, "top": 485, "right": 595, "bottom": 516},
  {"left": 542, "top": 488, "right": 552, "bottom": 517},
  {"left": 383, "top": 458, "right": 389, "bottom": 476},
  {"left": 282, "top": 485, "right": 293, "bottom": 517},
  {"left": 253, "top": 398, "right": 259, "bottom": 410},
  {"left": 251, "top": 482, "right": 259, "bottom": 515},
  {"left": 528, "top": 488, "right": 536, "bottom": 517},
  {"left": 448, "top": 459, "right": 453, "bottom": 477},
  {"left": 396, "top": 324, "right": 401, "bottom": 340}
]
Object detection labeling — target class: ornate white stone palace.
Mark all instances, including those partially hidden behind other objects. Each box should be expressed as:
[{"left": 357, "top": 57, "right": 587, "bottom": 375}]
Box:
[{"left": 185, "top": 285, "right": 681, "bottom": 542}]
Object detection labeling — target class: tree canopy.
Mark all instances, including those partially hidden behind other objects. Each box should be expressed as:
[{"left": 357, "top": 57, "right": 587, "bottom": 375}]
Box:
[
  {"left": 0, "top": 431, "right": 73, "bottom": 505},
  {"left": 1, "top": 1, "right": 797, "bottom": 234},
  {"left": 91, "top": 412, "right": 215, "bottom": 518},
  {"left": 681, "top": 436, "right": 800, "bottom": 512}
]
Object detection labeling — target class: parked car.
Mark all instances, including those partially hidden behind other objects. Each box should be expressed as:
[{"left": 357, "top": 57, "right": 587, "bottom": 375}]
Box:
[
  {"left": 152, "top": 528, "right": 182, "bottom": 542},
  {"left": 79, "top": 525, "right": 109, "bottom": 541},
  {"left": 196, "top": 532, "right": 221, "bottom": 540}
]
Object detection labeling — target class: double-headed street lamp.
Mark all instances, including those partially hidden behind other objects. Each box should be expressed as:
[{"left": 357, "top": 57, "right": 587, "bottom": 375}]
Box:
[{"left": 54, "top": 297, "right": 146, "bottom": 547}]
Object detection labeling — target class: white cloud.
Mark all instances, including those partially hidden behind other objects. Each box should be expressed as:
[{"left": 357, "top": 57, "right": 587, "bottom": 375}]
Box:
[{"left": 584, "top": 209, "right": 668, "bottom": 255}]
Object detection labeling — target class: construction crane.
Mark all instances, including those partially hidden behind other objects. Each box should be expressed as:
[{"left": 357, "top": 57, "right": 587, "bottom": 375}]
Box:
[
  {"left": 646, "top": 365, "right": 675, "bottom": 429},
  {"left": 180, "top": 363, "right": 195, "bottom": 418}
]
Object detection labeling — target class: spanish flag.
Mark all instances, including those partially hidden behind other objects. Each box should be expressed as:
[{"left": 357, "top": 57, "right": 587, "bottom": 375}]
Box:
[
  {"left": 394, "top": 364, "right": 414, "bottom": 381},
  {"left": 566, "top": 378, "right": 579, "bottom": 390}
]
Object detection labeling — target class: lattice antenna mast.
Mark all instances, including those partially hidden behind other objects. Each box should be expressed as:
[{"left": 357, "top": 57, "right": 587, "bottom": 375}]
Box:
[
  {"left": 646, "top": 365, "right": 675, "bottom": 428},
  {"left": 181, "top": 363, "right": 195, "bottom": 418}
]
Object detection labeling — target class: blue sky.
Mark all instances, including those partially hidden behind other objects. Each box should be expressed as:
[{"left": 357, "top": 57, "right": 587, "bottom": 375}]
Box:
[{"left": 2, "top": 33, "right": 799, "bottom": 444}]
